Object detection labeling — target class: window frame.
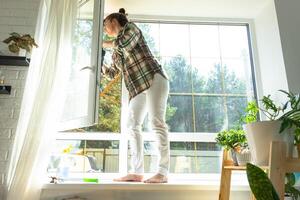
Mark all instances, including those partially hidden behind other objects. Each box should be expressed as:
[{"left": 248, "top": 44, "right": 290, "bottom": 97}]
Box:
[{"left": 55, "top": 16, "right": 259, "bottom": 179}]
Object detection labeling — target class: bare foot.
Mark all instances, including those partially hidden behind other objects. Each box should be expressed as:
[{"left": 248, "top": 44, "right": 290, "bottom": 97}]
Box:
[
  {"left": 113, "top": 174, "right": 143, "bottom": 182},
  {"left": 144, "top": 173, "right": 168, "bottom": 183}
]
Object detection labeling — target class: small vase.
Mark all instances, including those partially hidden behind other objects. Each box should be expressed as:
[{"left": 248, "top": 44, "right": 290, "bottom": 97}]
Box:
[
  {"left": 236, "top": 150, "right": 252, "bottom": 166},
  {"left": 230, "top": 149, "right": 239, "bottom": 166},
  {"left": 18, "top": 49, "right": 26, "bottom": 57}
]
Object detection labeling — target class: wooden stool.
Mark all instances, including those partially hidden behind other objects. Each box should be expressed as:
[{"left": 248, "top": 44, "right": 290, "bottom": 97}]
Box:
[
  {"left": 219, "top": 141, "right": 300, "bottom": 200},
  {"left": 268, "top": 141, "right": 300, "bottom": 200},
  {"left": 218, "top": 150, "right": 268, "bottom": 200}
]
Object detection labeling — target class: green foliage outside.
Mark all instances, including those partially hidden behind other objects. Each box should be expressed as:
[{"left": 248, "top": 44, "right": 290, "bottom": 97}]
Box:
[{"left": 85, "top": 75, "right": 122, "bottom": 133}]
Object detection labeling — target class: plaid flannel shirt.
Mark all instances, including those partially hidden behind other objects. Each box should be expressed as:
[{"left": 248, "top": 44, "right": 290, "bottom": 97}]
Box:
[{"left": 104, "top": 22, "right": 167, "bottom": 101}]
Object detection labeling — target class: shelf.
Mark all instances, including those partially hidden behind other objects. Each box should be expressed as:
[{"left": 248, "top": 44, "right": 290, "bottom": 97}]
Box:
[
  {"left": 0, "top": 55, "right": 30, "bottom": 66},
  {"left": 223, "top": 165, "right": 269, "bottom": 170}
]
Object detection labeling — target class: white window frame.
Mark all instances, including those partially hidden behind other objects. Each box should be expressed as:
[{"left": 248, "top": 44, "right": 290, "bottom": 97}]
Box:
[{"left": 55, "top": 16, "right": 260, "bottom": 181}]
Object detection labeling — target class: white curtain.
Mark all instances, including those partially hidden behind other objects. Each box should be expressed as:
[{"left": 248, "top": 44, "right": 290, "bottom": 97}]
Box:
[{"left": 6, "top": 0, "right": 77, "bottom": 199}]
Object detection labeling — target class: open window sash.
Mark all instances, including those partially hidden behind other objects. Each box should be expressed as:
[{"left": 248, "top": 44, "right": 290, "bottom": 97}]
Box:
[{"left": 59, "top": 0, "right": 104, "bottom": 131}]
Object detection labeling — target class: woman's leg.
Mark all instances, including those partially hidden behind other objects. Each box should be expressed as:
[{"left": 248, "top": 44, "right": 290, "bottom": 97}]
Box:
[
  {"left": 144, "top": 73, "right": 170, "bottom": 183},
  {"left": 114, "top": 92, "right": 147, "bottom": 182}
]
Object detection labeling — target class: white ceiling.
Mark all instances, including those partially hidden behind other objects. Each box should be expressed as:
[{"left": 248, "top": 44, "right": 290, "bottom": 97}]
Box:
[{"left": 105, "top": 0, "right": 272, "bottom": 19}]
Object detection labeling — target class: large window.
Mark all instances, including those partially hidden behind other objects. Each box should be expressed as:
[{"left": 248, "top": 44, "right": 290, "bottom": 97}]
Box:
[{"left": 49, "top": 19, "right": 256, "bottom": 179}]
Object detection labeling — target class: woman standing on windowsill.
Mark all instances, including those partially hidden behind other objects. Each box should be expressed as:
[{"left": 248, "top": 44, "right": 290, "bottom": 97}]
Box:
[{"left": 102, "top": 8, "right": 169, "bottom": 183}]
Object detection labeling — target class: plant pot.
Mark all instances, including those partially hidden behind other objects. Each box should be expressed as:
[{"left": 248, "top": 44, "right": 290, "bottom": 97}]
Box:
[
  {"left": 18, "top": 49, "right": 31, "bottom": 58},
  {"left": 230, "top": 149, "right": 239, "bottom": 166},
  {"left": 244, "top": 120, "right": 293, "bottom": 166},
  {"left": 284, "top": 195, "right": 293, "bottom": 200},
  {"left": 18, "top": 49, "right": 26, "bottom": 57},
  {"left": 236, "top": 150, "right": 252, "bottom": 166}
]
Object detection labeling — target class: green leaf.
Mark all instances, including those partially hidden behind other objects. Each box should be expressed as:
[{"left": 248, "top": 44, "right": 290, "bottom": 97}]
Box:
[
  {"left": 286, "top": 173, "right": 296, "bottom": 186},
  {"left": 246, "top": 163, "right": 280, "bottom": 200},
  {"left": 10, "top": 32, "right": 21, "bottom": 37},
  {"left": 8, "top": 43, "right": 19, "bottom": 53},
  {"left": 2, "top": 37, "right": 13, "bottom": 44}
]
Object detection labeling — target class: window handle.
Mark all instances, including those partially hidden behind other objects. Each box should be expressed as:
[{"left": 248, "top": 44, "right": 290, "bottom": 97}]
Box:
[{"left": 80, "top": 66, "right": 95, "bottom": 71}]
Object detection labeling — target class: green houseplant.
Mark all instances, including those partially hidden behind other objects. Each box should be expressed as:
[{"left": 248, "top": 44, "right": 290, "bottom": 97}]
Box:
[
  {"left": 247, "top": 163, "right": 300, "bottom": 200},
  {"left": 215, "top": 129, "right": 248, "bottom": 165},
  {"left": 215, "top": 129, "right": 247, "bottom": 151},
  {"left": 243, "top": 91, "right": 295, "bottom": 165},
  {"left": 246, "top": 163, "right": 280, "bottom": 200},
  {"left": 2, "top": 32, "right": 38, "bottom": 55},
  {"left": 279, "top": 90, "right": 300, "bottom": 158}
]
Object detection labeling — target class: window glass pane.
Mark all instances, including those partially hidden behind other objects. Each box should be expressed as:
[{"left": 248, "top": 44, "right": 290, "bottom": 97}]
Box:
[
  {"left": 170, "top": 142, "right": 221, "bottom": 173},
  {"left": 47, "top": 140, "right": 119, "bottom": 175},
  {"left": 194, "top": 96, "right": 225, "bottom": 132},
  {"left": 128, "top": 141, "right": 221, "bottom": 173},
  {"left": 92, "top": 76, "right": 121, "bottom": 132},
  {"left": 190, "top": 25, "right": 220, "bottom": 58},
  {"left": 226, "top": 97, "right": 248, "bottom": 129},
  {"left": 219, "top": 25, "right": 249, "bottom": 58},
  {"left": 160, "top": 24, "right": 190, "bottom": 57},
  {"left": 167, "top": 95, "right": 193, "bottom": 132},
  {"left": 204, "top": 63, "right": 225, "bottom": 94},
  {"left": 67, "top": 75, "right": 122, "bottom": 133},
  {"left": 222, "top": 59, "right": 247, "bottom": 94},
  {"left": 127, "top": 141, "right": 159, "bottom": 173},
  {"left": 136, "top": 22, "right": 160, "bottom": 57},
  {"left": 59, "top": 0, "right": 95, "bottom": 130},
  {"left": 191, "top": 58, "right": 221, "bottom": 93},
  {"left": 163, "top": 56, "right": 192, "bottom": 93}
]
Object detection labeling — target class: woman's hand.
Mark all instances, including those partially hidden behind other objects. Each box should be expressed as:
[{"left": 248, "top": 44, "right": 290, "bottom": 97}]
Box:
[
  {"left": 102, "top": 40, "right": 114, "bottom": 49},
  {"left": 101, "top": 64, "right": 109, "bottom": 74}
]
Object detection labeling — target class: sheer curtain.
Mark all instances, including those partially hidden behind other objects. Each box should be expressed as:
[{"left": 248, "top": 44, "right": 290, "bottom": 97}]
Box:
[{"left": 6, "top": 0, "right": 77, "bottom": 199}]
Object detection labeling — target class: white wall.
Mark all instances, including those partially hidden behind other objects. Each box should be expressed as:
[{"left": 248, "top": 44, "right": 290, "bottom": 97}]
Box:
[
  {"left": 0, "top": 66, "right": 29, "bottom": 200},
  {"left": 252, "top": 0, "right": 289, "bottom": 107},
  {"left": 0, "top": 0, "right": 40, "bottom": 199},
  {"left": 274, "top": 0, "right": 300, "bottom": 93},
  {"left": 105, "top": 0, "right": 269, "bottom": 18}
]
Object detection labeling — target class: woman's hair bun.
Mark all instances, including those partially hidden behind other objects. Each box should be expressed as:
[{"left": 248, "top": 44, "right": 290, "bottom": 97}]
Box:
[{"left": 119, "top": 8, "right": 126, "bottom": 14}]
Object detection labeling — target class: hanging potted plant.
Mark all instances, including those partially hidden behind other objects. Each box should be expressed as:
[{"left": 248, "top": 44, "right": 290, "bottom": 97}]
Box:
[
  {"left": 2, "top": 32, "right": 38, "bottom": 57},
  {"left": 243, "top": 90, "right": 298, "bottom": 166}
]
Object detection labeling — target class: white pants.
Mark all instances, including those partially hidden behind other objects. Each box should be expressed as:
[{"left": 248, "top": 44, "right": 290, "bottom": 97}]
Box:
[{"left": 127, "top": 73, "right": 170, "bottom": 176}]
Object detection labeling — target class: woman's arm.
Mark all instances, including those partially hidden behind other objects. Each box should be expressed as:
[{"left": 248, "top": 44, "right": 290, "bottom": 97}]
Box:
[
  {"left": 114, "top": 22, "right": 141, "bottom": 52},
  {"left": 101, "top": 63, "right": 120, "bottom": 80},
  {"left": 102, "top": 40, "right": 114, "bottom": 49}
]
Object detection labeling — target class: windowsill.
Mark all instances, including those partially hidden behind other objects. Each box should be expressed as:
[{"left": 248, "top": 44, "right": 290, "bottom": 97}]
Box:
[
  {"left": 42, "top": 173, "right": 250, "bottom": 191},
  {"left": 43, "top": 181, "right": 250, "bottom": 191}
]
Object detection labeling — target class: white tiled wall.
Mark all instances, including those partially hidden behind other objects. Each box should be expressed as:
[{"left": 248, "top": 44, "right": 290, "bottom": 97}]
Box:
[
  {"left": 0, "top": 0, "right": 41, "bottom": 199},
  {"left": 0, "top": 0, "right": 40, "bottom": 54}
]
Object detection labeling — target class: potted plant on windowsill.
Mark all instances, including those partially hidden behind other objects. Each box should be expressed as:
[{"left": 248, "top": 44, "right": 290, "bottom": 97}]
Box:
[
  {"left": 2, "top": 32, "right": 38, "bottom": 57},
  {"left": 243, "top": 90, "right": 299, "bottom": 166},
  {"left": 215, "top": 128, "right": 249, "bottom": 166}
]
